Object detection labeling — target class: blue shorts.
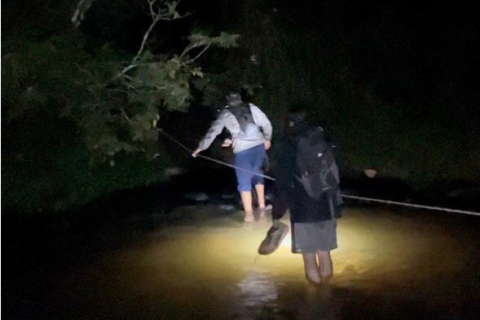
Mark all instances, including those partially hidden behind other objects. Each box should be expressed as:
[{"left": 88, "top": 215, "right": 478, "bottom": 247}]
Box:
[{"left": 234, "top": 144, "right": 266, "bottom": 192}]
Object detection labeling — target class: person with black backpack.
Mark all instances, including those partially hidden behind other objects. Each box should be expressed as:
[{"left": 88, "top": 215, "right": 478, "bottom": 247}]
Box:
[
  {"left": 258, "top": 110, "right": 342, "bottom": 284},
  {"left": 192, "top": 91, "right": 273, "bottom": 222}
]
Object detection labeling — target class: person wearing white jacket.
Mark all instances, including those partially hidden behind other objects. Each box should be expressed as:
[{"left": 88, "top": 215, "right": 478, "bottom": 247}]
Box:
[{"left": 193, "top": 92, "right": 273, "bottom": 222}]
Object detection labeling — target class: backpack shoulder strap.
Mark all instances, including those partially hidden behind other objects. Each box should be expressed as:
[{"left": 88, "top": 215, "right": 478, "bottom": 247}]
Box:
[{"left": 227, "top": 103, "right": 257, "bottom": 131}]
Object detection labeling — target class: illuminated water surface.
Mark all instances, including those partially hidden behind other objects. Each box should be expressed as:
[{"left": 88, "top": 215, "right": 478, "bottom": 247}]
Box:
[{"left": 41, "top": 206, "right": 480, "bottom": 319}]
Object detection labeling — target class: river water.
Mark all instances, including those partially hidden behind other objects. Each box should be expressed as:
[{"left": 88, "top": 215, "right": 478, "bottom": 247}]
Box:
[{"left": 4, "top": 202, "right": 480, "bottom": 320}]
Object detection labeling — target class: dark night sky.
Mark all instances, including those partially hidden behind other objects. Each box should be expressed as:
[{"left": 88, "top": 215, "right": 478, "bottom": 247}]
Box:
[
  {"left": 159, "top": 0, "right": 479, "bottom": 121},
  {"left": 273, "top": 0, "right": 479, "bottom": 106}
]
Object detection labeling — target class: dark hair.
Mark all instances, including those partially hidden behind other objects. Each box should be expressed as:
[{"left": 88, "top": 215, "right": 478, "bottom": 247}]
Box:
[
  {"left": 288, "top": 102, "right": 308, "bottom": 114},
  {"left": 225, "top": 90, "right": 244, "bottom": 109},
  {"left": 286, "top": 102, "right": 318, "bottom": 137},
  {"left": 287, "top": 101, "right": 310, "bottom": 126},
  {"left": 226, "top": 89, "right": 241, "bottom": 98}
]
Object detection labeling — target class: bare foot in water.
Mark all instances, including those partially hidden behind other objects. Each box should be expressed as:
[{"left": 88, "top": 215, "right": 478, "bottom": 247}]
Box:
[
  {"left": 303, "top": 253, "right": 322, "bottom": 285},
  {"left": 305, "top": 269, "right": 322, "bottom": 285},
  {"left": 257, "top": 204, "right": 272, "bottom": 220},
  {"left": 318, "top": 250, "right": 334, "bottom": 281},
  {"left": 244, "top": 212, "right": 255, "bottom": 223}
]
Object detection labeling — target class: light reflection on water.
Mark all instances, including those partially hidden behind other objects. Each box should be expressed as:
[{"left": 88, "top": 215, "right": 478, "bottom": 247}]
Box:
[{"left": 49, "top": 206, "right": 480, "bottom": 319}]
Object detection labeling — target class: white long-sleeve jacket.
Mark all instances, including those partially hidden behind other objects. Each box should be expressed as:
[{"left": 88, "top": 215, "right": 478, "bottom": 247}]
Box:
[{"left": 198, "top": 103, "right": 272, "bottom": 154}]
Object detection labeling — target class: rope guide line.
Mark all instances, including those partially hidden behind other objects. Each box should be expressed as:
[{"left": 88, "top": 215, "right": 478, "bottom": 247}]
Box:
[{"left": 158, "top": 129, "right": 480, "bottom": 217}]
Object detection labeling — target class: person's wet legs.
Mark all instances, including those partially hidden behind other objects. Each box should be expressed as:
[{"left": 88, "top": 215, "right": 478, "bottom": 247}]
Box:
[
  {"left": 317, "top": 250, "right": 333, "bottom": 280},
  {"left": 254, "top": 184, "right": 266, "bottom": 217},
  {"left": 240, "top": 191, "right": 254, "bottom": 222},
  {"left": 235, "top": 149, "right": 255, "bottom": 222},
  {"left": 235, "top": 145, "right": 266, "bottom": 222},
  {"left": 251, "top": 145, "right": 267, "bottom": 216},
  {"left": 302, "top": 252, "right": 322, "bottom": 284}
]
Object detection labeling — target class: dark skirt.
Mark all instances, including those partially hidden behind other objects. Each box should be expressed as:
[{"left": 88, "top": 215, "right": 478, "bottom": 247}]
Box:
[{"left": 292, "top": 219, "right": 337, "bottom": 253}]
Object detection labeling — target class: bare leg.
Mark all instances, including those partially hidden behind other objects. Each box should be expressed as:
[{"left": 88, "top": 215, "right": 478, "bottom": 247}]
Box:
[
  {"left": 240, "top": 191, "right": 254, "bottom": 222},
  {"left": 302, "top": 252, "right": 322, "bottom": 284},
  {"left": 254, "top": 184, "right": 266, "bottom": 209},
  {"left": 255, "top": 184, "right": 267, "bottom": 219},
  {"left": 317, "top": 250, "right": 333, "bottom": 279}
]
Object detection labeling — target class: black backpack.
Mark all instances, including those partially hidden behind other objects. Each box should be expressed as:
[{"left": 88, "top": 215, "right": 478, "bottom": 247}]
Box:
[
  {"left": 227, "top": 103, "right": 262, "bottom": 141},
  {"left": 295, "top": 127, "right": 340, "bottom": 200}
]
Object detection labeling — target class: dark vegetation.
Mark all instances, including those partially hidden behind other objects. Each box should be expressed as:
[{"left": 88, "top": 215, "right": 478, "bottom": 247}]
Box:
[
  {"left": 2, "top": 0, "right": 479, "bottom": 216},
  {"left": 2, "top": 3, "right": 479, "bottom": 318}
]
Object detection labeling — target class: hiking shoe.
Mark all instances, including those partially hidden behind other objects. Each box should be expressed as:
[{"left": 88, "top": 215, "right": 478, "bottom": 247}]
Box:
[{"left": 258, "top": 222, "right": 289, "bottom": 255}]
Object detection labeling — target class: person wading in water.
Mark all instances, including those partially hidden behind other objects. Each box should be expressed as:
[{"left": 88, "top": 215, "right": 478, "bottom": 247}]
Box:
[
  {"left": 192, "top": 91, "right": 273, "bottom": 222},
  {"left": 258, "top": 110, "right": 342, "bottom": 284}
]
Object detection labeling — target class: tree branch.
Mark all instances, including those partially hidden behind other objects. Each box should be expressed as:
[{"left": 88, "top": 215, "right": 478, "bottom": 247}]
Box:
[
  {"left": 188, "top": 43, "right": 212, "bottom": 63},
  {"left": 132, "top": 17, "right": 159, "bottom": 64},
  {"left": 117, "top": 0, "right": 191, "bottom": 78}
]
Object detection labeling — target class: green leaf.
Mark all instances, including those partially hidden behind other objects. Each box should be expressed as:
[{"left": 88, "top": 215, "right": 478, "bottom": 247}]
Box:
[
  {"left": 138, "top": 50, "right": 154, "bottom": 63},
  {"left": 166, "top": 1, "right": 178, "bottom": 16},
  {"left": 191, "top": 67, "right": 203, "bottom": 78},
  {"left": 166, "top": 58, "right": 181, "bottom": 71},
  {"left": 188, "top": 34, "right": 211, "bottom": 47},
  {"left": 213, "top": 32, "right": 240, "bottom": 48}
]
